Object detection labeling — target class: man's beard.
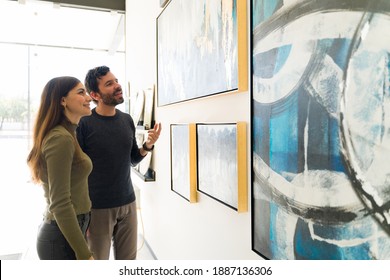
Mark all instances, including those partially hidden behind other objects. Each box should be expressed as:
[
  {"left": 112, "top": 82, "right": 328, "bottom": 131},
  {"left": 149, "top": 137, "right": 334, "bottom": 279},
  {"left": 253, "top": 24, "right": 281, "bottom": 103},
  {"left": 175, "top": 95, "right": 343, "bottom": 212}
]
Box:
[{"left": 99, "top": 90, "right": 124, "bottom": 106}]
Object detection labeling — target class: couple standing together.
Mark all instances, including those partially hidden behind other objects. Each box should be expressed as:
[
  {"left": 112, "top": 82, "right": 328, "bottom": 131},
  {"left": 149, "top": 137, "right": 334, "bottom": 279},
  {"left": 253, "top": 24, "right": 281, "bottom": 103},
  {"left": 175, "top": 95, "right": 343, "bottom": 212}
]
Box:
[{"left": 27, "top": 66, "right": 161, "bottom": 260}]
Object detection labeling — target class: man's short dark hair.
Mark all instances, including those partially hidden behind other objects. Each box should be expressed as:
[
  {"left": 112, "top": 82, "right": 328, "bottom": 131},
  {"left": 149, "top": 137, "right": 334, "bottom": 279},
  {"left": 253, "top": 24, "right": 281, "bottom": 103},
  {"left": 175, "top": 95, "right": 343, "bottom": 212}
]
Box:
[{"left": 85, "top": 66, "right": 110, "bottom": 93}]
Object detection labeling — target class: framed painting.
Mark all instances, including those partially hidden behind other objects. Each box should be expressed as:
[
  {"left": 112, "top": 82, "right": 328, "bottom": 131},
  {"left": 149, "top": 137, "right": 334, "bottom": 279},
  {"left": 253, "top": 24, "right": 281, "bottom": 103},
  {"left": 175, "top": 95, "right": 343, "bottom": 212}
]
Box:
[
  {"left": 251, "top": 0, "right": 390, "bottom": 259},
  {"left": 197, "top": 122, "right": 247, "bottom": 212},
  {"left": 137, "top": 129, "right": 152, "bottom": 175},
  {"left": 130, "top": 89, "right": 144, "bottom": 127},
  {"left": 157, "top": 0, "right": 248, "bottom": 106},
  {"left": 143, "top": 85, "right": 155, "bottom": 130},
  {"left": 133, "top": 129, "right": 155, "bottom": 181},
  {"left": 170, "top": 124, "right": 197, "bottom": 203}
]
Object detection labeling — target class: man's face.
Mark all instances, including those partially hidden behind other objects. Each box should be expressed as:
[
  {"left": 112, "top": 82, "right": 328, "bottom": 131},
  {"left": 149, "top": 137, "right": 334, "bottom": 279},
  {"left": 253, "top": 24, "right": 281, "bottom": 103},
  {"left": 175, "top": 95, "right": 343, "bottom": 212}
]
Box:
[{"left": 96, "top": 71, "right": 124, "bottom": 106}]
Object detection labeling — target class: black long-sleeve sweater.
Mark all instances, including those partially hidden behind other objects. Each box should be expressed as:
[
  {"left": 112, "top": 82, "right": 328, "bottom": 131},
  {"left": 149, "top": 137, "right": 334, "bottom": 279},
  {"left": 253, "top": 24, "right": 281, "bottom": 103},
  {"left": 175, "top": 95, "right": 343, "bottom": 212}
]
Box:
[{"left": 77, "top": 109, "right": 144, "bottom": 209}]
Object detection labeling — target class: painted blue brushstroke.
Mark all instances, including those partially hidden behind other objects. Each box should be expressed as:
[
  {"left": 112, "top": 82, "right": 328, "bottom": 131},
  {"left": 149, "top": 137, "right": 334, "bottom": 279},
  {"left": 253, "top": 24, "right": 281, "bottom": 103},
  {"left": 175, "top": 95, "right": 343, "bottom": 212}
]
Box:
[
  {"left": 329, "top": 117, "right": 345, "bottom": 172},
  {"left": 274, "top": 45, "right": 292, "bottom": 74},
  {"left": 294, "top": 218, "right": 373, "bottom": 260},
  {"left": 252, "top": 114, "right": 265, "bottom": 157},
  {"left": 253, "top": 45, "right": 292, "bottom": 78},
  {"left": 294, "top": 218, "right": 344, "bottom": 260},
  {"left": 327, "top": 38, "right": 352, "bottom": 69},
  {"left": 307, "top": 96, "right": 345, "bottom": 172},
  {"left": 269, "top": 94, "right": 299, "bottom": 175},
  {"left": 252, "top": 0, "right": 282, "bottom": 28}
]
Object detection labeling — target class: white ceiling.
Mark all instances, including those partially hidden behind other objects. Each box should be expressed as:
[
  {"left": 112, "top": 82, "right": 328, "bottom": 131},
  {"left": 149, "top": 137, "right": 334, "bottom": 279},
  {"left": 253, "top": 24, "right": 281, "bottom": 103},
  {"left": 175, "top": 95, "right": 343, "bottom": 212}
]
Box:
[{"left": 0, "top": 0, "right": 125, "bottom": 52}]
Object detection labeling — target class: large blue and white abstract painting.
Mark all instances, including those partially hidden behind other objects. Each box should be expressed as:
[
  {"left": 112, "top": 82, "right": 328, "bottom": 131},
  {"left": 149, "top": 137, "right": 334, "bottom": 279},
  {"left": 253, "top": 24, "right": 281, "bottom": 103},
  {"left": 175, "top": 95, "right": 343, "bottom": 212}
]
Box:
[
  {"left": 157, "top": 0, "right": 238, "bottom": 106},
  {"left": 251, "top": 0, "right": 390, "bottom": 259}
]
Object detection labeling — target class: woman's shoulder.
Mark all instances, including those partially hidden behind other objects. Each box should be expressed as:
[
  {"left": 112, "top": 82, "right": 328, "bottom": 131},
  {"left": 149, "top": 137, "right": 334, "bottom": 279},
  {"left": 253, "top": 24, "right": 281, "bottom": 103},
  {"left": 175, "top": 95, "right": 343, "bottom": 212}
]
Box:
[
  {"left": 43, "top": 125, "right": 74, "bottom": 147},
  {"left": 48, "top": 125, "right": 73, "bottom": 137}
]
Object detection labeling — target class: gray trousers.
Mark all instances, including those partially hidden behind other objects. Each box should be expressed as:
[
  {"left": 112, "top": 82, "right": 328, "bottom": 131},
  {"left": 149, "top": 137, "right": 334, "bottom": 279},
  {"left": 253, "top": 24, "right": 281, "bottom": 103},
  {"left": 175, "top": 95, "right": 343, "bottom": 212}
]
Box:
[{"left": 87, "top": 201, "right": 137, "bottom": 260}]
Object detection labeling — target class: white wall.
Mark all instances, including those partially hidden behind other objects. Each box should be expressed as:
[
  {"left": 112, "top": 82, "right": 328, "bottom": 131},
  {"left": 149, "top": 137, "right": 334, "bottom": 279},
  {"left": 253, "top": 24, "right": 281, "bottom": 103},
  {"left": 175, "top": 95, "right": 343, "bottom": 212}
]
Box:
[{"left": 126, "top": 0, "right": 260, "bottom": 260}]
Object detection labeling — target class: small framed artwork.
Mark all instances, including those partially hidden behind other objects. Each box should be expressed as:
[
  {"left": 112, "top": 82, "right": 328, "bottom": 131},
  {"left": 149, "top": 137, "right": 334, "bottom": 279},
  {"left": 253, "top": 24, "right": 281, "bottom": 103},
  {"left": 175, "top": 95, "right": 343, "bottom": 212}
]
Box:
[
  {"left": 130, "top": 89, "right": 144, "bottom": 127},
  {"left": 196, "top": 122, "right": 247, "bottom": 212},
  {"left": 143, "top": 85, "right": 155, "bottom": 130},
  {"left": 134, "top": 129, "right": 145, "bottom": 172},
  {"left": 133, "top": 129, "right": 155, "bottom": 181},
  {"left": 170, "top": 124, "right": 197, "bottom": 203},
  {"left": 136, "top": 129, "right": 152, "bottom": 175}
]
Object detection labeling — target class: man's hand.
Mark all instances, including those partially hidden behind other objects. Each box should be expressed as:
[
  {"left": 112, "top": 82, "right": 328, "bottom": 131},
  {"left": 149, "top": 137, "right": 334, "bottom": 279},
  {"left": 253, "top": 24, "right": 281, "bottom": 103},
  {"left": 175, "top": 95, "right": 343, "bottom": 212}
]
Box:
[{"left": 143, "top": 122, "right": 162, "bottom": 152}]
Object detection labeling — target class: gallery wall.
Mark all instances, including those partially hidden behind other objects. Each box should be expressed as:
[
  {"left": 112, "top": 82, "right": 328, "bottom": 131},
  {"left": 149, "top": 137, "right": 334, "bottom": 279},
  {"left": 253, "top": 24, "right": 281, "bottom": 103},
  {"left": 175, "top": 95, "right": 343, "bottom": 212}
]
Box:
[
  {"left": 125, "top": 0, "right": 259, "bottom": 259},
  {"left": 126, "top": 0, "right": 390, "bottom": 260}
]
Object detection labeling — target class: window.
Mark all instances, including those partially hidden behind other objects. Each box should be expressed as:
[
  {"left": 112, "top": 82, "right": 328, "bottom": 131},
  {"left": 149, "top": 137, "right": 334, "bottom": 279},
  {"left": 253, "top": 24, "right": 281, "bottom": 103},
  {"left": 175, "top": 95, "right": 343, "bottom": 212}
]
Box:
[{"left": 0, "top": 0, "right": 126, "bottom": 259}]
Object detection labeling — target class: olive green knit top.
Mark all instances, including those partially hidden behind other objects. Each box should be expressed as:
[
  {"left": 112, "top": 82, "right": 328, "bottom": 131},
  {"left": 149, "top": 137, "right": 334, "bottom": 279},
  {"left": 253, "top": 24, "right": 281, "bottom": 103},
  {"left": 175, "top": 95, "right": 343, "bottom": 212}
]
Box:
[{"left": 40, "top": 124, "right": 93, "bottom": 260}]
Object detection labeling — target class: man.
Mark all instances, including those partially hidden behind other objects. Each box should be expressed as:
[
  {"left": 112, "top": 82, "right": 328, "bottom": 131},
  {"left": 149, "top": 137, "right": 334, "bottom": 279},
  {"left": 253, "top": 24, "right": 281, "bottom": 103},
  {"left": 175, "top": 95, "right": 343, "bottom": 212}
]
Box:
[{"left": 77, "top": 66, "right": 161, "bottom": 260}]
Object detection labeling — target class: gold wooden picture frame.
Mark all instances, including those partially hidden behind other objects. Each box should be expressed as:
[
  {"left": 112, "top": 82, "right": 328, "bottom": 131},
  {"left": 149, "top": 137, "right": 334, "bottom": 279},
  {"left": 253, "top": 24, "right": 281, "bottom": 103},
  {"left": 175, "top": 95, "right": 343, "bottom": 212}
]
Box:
[{"left": 170, "top": 124, "right": 197, "bottom": 203}]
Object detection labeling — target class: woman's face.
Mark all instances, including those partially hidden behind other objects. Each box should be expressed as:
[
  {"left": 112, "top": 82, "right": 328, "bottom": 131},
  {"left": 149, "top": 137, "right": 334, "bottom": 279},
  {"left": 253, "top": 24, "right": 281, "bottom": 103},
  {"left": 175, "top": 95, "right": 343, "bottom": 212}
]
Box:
[{"left": 62, "top": 82, "right": 92, "bottom": 123}]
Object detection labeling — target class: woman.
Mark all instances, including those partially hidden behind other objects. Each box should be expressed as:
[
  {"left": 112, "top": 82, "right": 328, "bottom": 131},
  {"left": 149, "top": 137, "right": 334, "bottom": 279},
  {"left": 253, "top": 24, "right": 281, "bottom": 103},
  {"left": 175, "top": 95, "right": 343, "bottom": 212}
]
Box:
[{"left": 27, "top": 76, "right": 94, "bottom": 260}]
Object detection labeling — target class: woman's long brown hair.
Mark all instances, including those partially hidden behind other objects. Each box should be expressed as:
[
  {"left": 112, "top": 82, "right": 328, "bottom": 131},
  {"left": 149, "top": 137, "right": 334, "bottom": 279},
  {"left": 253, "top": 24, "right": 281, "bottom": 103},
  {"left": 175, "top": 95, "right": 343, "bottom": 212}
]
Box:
[{"left": 27, "top": 76, "right": 81, "bottom": 183}]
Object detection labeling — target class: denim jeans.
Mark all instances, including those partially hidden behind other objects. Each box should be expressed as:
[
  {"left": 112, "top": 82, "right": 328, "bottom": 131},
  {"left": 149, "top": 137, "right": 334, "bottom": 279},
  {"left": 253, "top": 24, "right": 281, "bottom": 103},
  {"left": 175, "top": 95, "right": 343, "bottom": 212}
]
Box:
[{"left": 36, "top": 213, "right": 90, "bottom": 260}]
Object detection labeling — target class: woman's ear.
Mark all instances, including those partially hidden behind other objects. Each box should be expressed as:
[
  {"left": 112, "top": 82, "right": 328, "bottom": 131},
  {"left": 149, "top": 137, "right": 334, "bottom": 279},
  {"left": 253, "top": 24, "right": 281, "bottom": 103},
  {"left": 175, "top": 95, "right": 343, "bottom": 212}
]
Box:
[{"left": 61, "top": 97, "right": 67, "bottom": 107}]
